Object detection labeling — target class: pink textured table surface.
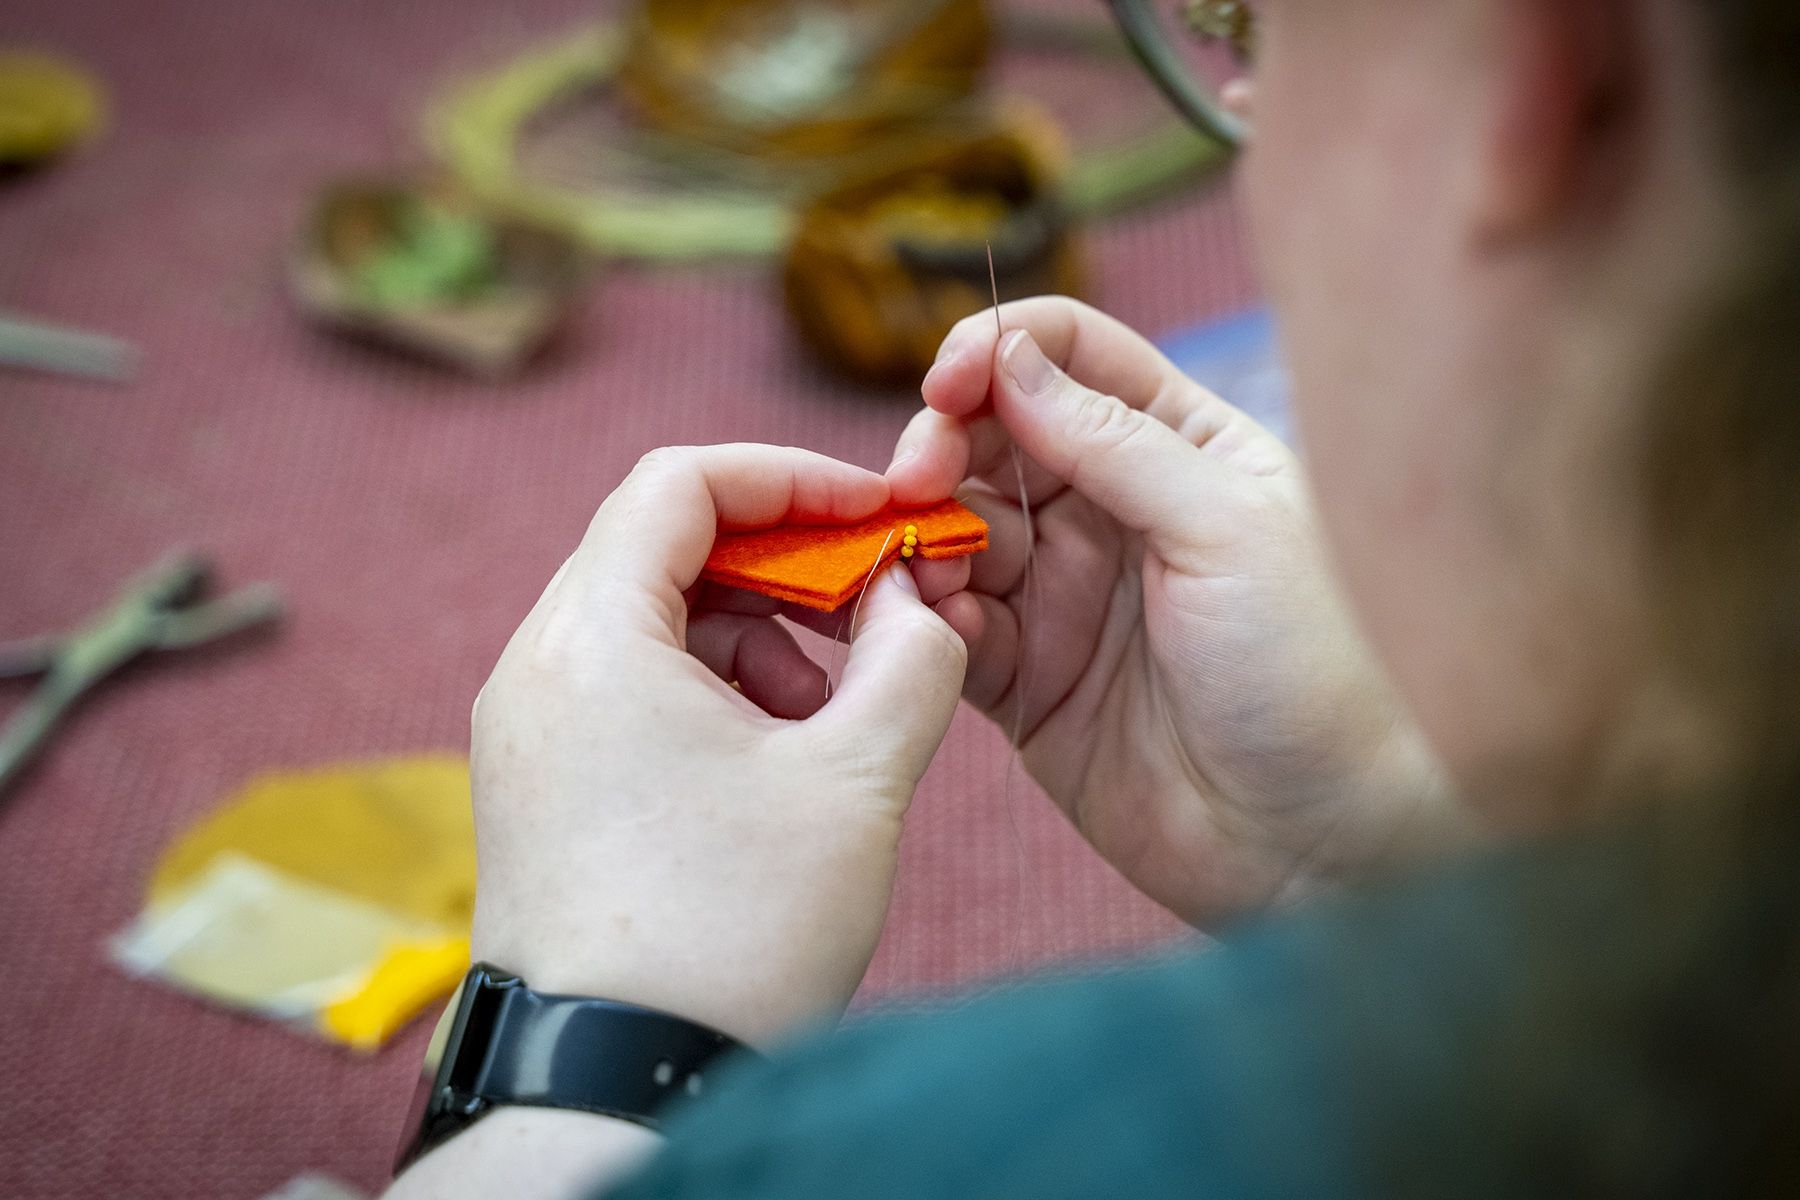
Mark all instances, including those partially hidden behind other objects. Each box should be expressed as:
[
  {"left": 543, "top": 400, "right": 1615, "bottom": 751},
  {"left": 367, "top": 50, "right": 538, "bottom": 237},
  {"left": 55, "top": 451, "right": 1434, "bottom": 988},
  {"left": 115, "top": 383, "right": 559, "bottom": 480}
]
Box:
[{"left": 0, "top": 2, "right": 1257, "bottom": 1196}]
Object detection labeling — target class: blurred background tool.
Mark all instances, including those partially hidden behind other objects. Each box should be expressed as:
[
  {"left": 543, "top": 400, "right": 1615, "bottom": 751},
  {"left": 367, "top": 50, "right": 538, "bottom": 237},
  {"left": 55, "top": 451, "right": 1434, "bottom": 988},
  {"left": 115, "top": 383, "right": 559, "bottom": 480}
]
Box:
[
  {"left": 289, "top": 181, "right": 585, "bottom": 377},
  {"left": 0, "top": 554, "right": 281, "bottom": 799},
  {"left": 0, "top": 311, "right": 138, "bottom": 382}
]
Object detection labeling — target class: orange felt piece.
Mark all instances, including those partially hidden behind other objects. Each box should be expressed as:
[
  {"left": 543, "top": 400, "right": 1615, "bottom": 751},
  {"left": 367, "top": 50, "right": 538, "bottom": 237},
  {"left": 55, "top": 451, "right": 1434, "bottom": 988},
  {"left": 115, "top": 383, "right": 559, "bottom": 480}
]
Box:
[{"left": 702, "top": 499, "right": 988, "bottom": 613}]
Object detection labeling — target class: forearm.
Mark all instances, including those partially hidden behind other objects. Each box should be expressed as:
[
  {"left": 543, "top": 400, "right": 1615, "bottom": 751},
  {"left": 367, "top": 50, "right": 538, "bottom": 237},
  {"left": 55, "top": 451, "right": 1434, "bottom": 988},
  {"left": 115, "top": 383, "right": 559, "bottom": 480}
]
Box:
[{"left": 385, "top": 1110, "right": 661, "bottom": 1200}]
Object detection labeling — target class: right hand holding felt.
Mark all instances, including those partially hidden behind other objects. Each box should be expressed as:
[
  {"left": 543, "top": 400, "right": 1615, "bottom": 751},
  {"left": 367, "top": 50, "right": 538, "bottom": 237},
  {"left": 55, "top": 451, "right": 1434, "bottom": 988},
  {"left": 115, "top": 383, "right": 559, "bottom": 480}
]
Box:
[{"left": 890, "top": 297, "right": 1473, "bottom": 926}]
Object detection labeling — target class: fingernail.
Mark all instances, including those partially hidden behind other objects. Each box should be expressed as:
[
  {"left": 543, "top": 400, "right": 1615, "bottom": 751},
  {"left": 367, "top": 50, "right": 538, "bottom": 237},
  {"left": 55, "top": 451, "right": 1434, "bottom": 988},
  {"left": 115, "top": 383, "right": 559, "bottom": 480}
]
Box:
[
  {"left": 922, "top": 355, "right": 952, "bottom": 396},
  {"left": 888, "top": 448, "right": 916, "bottom": 473},
  {"left": 1002, "top": 330, "right": 1056, "bottom": 396}
]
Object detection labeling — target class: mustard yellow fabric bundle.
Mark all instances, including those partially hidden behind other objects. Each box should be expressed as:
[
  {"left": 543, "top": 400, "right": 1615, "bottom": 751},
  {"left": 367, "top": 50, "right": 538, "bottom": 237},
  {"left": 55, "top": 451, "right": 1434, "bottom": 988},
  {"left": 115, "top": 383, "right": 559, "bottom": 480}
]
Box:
[{"left": 115, "top": 758, "right": 476, "bottom": 1050}]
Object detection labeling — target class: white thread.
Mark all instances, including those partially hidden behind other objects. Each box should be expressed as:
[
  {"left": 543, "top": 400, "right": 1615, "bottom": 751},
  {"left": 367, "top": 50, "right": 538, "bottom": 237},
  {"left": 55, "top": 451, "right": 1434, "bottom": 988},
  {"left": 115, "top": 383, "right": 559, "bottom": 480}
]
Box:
[
  {"left": 988, "top": 246, "right": 1040, "bottom": 975},
  {"left": 825, "top": 529, "right": 896, "bottom": 699},
  {"left": 1003, "top": 441, "right": 1040, "bottom": 974}
]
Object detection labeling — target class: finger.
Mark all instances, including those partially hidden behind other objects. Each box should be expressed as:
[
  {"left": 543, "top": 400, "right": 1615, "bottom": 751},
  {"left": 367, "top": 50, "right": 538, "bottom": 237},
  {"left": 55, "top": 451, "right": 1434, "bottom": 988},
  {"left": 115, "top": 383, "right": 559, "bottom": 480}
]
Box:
[
  {"left": 888, "top": 401, "right": 1065, "bottom": 511},
  {"left": 923, "top": 296, "right": 1201, "bottom": 430},
  {"left": 567, "top": 445, "right": 889, "bottom": 636},
  {"left": 962, "top": 423, "right": 1065, "bottom": 507},
  {"left": 690, "top": 581, "right": 785, "bottom": 618},
  {"left": 818, "top": 566, "right": 966, "bottom": 783},
  {"left": 957, "top": 489, "right": 1032, "bottom": 598},
  {"left": 773, "top": 602, "right": 853, "bottom": 643},
  {"left": 909, "top": 555, "right": 971, "bottom": 607},
  {"left": 927, "top": 297, "right": 1294, "bottom": 478},
  {"left": 951, "top": 590, "right": 1021, "bottom": 717},
  {"left": 990, "top": 331, "right": 1251, "bottom": 555},
  {"left": 886, "top": 407, "right": 969, "bottom": 505},
  {"left": 686, "top": 612, "right": 828, "bottom": 720},
  {"left": 770, "top": 554, "right": 966, "bottom": 642},
  {"left": 933, "top": 590, "right": 985, "bottom": 650}
]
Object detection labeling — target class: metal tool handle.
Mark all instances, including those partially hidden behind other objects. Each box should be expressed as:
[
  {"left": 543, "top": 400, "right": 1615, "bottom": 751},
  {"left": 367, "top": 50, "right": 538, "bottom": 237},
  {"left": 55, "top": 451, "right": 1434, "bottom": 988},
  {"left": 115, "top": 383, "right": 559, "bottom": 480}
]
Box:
[
  {"left": 0, "top": 674, "right": 82, "bottom": 798},
  {"left": 0, "top": 635, "right": 60, "bottom": 680},
  {"left": 0, "top": 312, "right": 138, "bottom": 383},
  {"left": 0, "top": 563, "right": 283, "bottom": 800},
  {"left": 154, "top": 585, "right": 284, "bottom": 650}
]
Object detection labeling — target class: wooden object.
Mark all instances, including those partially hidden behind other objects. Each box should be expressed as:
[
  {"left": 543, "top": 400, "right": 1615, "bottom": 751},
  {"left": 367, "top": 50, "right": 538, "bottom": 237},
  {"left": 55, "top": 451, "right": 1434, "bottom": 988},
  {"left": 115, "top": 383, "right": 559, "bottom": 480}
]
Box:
[
  {"left": 618, "top": 0, "right": 992, "bottom": 162},
  {"left": 782, "top": 103, "right": 1084, "bottom": 382},
  {"left": 288, "top": 181, "right": 584, "bottom": 377}
]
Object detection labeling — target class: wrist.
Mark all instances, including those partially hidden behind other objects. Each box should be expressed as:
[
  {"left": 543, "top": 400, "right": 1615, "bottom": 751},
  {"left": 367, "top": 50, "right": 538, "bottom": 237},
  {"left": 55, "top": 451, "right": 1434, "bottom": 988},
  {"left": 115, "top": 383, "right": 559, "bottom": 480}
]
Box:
[
  {"left": 389, "top": 1108, "right": 659, "bottom": 1200},
  {"left": 470, "top": 894, "right": 877, "bottom": 1051},
  {"left": 394, "top": 962, "right": 755, "bottom": 1189},
  {"left": 466, "top": 938, "right": 795, "bottom": 1052},
  {"left": 469, "top": 811, "right": 902, "bottom": 1049}
]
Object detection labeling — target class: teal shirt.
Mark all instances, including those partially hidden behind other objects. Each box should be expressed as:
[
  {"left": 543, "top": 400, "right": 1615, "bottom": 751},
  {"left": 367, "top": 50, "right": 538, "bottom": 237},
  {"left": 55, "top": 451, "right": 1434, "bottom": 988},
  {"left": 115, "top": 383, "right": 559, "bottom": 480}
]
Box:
[{"left": 602, "top": 830, "right": 1796, "bottom": 1197}]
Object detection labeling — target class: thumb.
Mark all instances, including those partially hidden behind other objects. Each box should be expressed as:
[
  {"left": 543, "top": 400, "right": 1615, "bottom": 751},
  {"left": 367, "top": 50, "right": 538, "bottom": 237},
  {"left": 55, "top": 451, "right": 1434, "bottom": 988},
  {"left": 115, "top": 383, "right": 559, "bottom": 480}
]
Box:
[
  {"left": 993, "top": 329, "right": 1231, "bottom": 552},
  {"left": 819, "top": 564, "right": 966, "bottom": 785}
]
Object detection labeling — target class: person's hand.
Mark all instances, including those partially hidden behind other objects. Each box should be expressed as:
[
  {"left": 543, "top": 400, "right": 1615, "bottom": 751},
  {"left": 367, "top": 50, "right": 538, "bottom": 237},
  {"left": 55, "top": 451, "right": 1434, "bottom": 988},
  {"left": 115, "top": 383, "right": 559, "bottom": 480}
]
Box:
[
  {"left": 468, "top": 445, "right": 966, "bottom": 1048},
  {"left": 888, "top": 298, "right": 1473, "bottom": 927}
]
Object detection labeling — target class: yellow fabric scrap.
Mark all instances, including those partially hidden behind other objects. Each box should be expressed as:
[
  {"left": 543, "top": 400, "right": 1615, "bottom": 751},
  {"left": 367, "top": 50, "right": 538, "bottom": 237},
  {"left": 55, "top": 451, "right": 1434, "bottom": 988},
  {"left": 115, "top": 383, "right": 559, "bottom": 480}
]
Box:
[
  {"left": 150, "top": 756, "right": 475, "bottom": 931},
  {"left": 319, "top": 933, "right": 472, "bottom": 1051},
  {"left": 129, "top": 756, "right": 477, "bottom": 1050}
]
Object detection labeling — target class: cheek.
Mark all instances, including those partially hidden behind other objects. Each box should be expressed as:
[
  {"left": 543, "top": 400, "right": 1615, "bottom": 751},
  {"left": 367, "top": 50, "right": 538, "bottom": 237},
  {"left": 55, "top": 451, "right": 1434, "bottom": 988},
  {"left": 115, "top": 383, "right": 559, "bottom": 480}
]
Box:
[
  {"left": 1237, "top": 122, "right": 1375, "bottom": 483},
  {"left": 1236, "top": 60, "right": 1373, "bottom": 388},
  {"left": 1235, "top": 100, "right": 1445, "bottom": 631},
  {"left": 1236, "top": 71, "right": 1444, "bottom": 481}
]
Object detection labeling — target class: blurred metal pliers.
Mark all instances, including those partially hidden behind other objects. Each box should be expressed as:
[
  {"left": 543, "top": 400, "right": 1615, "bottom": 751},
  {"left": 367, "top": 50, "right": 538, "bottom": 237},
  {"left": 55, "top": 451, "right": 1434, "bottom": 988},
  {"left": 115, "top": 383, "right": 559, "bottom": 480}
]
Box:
[{"left": 0, "top": 553, "right": 282, "bottom": 799}]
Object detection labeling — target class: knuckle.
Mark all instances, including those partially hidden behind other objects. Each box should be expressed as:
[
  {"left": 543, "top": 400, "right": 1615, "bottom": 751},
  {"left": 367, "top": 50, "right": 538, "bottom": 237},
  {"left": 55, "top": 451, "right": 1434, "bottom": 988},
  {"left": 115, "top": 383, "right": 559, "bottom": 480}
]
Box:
[
  {"left": 944, "top": 311, "right": 983, "bottom": 344},
  {"left": 1040, "top": 293, "right": 1093, "bottom": 319},
  {"left": 632, "top": 445, "right": 694, "bottom": 478},
  {"left": 884, "top": 604, "right": 968, "bottom": 683},
  {"left": 1068, "top": 386, "right": 1145, "bottom": 455},
  {"left": 1240, "top": 478, "right": 1307, "bottom": 542},
  {"left": 602, "top": 445, "right": 707, "bottom": 529},
  {"left": 522, "top": 604, "right": 612, "bottom": 675},
  {"left": 1000, "top": 294, "right": 1083, "bottom": 339},
  {"left": 913, "top": 607, "right": 970, "bottom": 673},
  {"left": 812, "top": 735, "right": 898, "bottom": 799},
  {"left": 899, "top": 406, "right": 937, "bottom": 444},
  {"left": 600, "top": 448, "right": 694, "bottom": 525},
  {"left": 495, "top": 604, "right": 623, "bottom": 704}
]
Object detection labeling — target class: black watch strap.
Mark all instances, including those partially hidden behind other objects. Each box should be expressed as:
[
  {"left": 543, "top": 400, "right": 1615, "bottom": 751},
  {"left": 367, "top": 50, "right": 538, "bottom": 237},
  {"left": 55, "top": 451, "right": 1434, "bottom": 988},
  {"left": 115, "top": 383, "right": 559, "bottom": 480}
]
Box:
[{"left": 395, "top": 963, "right": 752, "bottom": 1173}]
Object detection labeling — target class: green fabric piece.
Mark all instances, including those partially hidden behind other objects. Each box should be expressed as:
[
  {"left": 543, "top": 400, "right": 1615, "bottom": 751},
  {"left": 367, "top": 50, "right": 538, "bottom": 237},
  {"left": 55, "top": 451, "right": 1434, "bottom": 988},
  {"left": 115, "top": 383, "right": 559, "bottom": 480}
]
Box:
[{"left": 354, "top": 204, "right": 499, "bottom": 308}]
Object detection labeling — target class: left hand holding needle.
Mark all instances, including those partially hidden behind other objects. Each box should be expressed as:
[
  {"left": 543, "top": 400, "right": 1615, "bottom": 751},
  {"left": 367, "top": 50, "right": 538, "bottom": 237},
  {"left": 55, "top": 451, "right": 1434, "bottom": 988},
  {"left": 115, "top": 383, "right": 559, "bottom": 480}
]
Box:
[{"left": 468, "top": 445, "right": 967, "bottom": 1048}]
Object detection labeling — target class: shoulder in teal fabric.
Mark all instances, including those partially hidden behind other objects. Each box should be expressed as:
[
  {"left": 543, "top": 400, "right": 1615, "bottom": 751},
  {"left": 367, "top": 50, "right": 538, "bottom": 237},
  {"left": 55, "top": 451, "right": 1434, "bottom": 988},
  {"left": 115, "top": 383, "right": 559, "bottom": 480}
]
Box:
[{"left": 599, "top": 828, "right": 1800, "bottom": 1199}]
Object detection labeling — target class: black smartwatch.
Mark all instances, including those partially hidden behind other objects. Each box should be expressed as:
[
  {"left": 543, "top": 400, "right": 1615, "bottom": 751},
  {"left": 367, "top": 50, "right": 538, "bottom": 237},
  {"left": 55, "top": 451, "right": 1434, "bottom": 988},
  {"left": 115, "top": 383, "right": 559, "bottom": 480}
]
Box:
[{"left": 394, "top": 963, "right": 753, "bottom": 1173}]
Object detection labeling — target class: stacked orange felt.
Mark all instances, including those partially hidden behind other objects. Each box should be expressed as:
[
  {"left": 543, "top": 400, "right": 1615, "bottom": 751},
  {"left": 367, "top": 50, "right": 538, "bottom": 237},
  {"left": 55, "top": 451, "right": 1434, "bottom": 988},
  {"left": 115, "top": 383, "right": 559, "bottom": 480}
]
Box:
[{"left": 701, "top": 499, "right": 989, "bottom": 612}]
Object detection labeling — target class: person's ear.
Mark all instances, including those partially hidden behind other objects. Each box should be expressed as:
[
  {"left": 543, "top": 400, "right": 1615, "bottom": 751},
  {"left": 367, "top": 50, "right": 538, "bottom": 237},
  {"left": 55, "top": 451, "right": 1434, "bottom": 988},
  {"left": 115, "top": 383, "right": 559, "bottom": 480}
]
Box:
[{"left": 1473, "top": 0, "right": 1633, "bottom": 243}]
